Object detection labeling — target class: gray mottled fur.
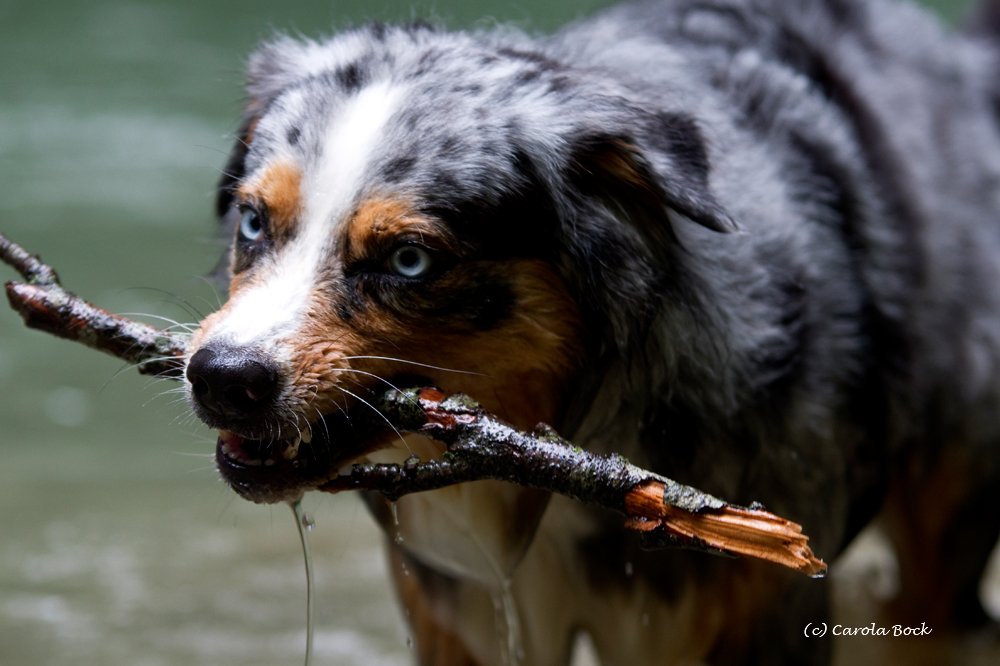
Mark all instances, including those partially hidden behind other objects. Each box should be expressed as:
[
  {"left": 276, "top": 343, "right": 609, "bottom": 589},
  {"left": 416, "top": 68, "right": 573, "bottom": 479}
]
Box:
[{"left": 211, "top": 0, "right": 1000, "bottom": 662}]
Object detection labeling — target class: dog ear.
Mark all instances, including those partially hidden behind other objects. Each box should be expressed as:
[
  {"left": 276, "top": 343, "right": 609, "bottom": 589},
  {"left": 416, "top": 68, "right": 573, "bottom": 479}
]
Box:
[
  {"left": 569, "top": 113, "right": 736, "bottom": 246},
  {"left": 215, "top": 112, "right": 258, "bottom": 219},
  {"left": 215, "top": 36, "right": 312, "bottom": 219},
  {"left": 245, "top": 38, "right": 307, "bottom": 107}
]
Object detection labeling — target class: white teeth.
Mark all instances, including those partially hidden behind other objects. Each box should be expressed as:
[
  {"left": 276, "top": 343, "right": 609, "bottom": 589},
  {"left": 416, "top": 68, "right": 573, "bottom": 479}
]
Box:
[
  {"left": 217, "top": 429, "right": 314, "bottom": 467},
  {"left": 218, "top": 438, "right": 268, "bottom": 466},
  {"left": 283, "top": 437, "right": 301, "bottom": 460}
]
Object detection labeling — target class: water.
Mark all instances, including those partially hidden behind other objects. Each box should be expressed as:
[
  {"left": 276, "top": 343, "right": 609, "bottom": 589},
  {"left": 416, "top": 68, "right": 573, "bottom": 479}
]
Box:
[
  {"left": 0, "top": 1, "right": 619, "bottom": 662},
  {"left": 0, "top": 1, "right": 974, "bottom": 664},
  {"left": 494, "top": 581, "right": 524, "bottom": 666},
  {"left": 291, "top": 501, "right": 315, "bottom": 666}
]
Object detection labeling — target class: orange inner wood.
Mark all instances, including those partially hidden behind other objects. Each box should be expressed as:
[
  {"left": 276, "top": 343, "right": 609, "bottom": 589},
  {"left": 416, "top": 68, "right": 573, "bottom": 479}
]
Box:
[{"left": 623, "top": 480, "right": 826, "bottom": 576}]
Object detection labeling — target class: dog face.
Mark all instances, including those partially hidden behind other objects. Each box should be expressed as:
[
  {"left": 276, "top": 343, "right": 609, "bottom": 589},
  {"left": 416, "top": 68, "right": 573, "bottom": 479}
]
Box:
[{"left": 185, "top": 24, "right": 731, "bottom": 505}]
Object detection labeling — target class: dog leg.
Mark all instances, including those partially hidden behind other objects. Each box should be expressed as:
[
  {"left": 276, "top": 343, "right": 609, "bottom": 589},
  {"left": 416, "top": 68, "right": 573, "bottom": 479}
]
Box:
[{"left": 881, "top": 440, "right": 1000, "bottom": 630}]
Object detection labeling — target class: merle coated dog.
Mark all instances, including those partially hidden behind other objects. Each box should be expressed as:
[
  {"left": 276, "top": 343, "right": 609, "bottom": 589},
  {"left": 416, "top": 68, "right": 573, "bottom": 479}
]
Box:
[{"left": 184, "top": 0, "right": 1000, "bottom": 663}]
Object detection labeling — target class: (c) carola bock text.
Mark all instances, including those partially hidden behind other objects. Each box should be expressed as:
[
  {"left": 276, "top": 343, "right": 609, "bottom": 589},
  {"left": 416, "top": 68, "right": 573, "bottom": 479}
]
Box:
[{"left": 803, "top": 622, "right": 932, "bottom": 638}]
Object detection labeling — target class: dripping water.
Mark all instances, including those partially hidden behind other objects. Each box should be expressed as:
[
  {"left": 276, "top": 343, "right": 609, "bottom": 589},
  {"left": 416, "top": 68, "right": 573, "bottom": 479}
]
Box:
[
  {"left": 291, "top": 500, "right": 315, "bottom": 666},
  {"left": 391, "top": 501, "right": 404, "bottom": 545},
  {"left": 392, "top": 502, "right": 415, "bottom": 647},
  {"left": 493, "top": 579, "right": 523, "bottom": 666}
]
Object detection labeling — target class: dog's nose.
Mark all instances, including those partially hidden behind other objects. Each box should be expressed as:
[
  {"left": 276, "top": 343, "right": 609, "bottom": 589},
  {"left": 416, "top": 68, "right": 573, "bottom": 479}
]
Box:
[{"left": 186, "top": 345, "right": 279, "bottom": 418}]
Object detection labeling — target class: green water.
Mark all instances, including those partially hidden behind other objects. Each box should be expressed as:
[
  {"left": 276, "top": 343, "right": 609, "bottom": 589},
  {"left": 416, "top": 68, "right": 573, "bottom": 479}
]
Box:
[{"left": 0, "top": 1, "right": 976, "bottom": 664}]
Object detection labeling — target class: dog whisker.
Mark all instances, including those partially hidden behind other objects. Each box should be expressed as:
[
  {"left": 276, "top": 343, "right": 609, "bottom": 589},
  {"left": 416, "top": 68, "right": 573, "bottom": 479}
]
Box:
[
  {"left": 115, "top": 312, "right": 198, "bottom": 332},
  {"left": 314, "top": 407, "right": 334, "bottom": 441},
  {"left": 341, "top": 356, "right": 485, "bottom": 377},
  {"left": 192, "top": 274, "right": 226, "bottom": 310},
  {"left": 334, "top": 385, "right": 411, "bottom": 454},
  {"left": 118, "top": 286, "right": 206, "bottom": 320}
]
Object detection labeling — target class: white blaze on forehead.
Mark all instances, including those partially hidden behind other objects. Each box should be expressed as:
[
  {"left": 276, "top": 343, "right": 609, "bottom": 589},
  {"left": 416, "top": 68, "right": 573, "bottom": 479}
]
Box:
[
  {"left": 304, "top": 80, "right": 405, "bottom": 226},
  {"left": 210, "top": 81, "right": 405, "bottom": 349}
]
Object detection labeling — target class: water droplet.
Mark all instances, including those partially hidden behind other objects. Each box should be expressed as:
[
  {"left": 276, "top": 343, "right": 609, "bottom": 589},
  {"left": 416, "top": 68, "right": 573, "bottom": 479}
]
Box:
[
  {"left": 301, "top": 513, "right": 315, "bottom": 531},
  {"left": 394, "top": 534, "right": 405, "bottom": 545},
  {"left": 402, "top": 564, "right": 410, "bottom": 577},
  {"left": 406, "top": 637, "right": 413, "bottom": 649},
  {"left": 625, "top": 562, "right": 633, "bottom": 577},
  {"left": 391, "top": 502, "right": 399, "bottom": 526}
]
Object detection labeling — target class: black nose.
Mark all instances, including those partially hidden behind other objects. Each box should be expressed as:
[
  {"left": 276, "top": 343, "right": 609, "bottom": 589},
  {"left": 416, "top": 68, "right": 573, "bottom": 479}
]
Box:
[{"left": 186, "top": 345, "right": 279, "bottom": 419}]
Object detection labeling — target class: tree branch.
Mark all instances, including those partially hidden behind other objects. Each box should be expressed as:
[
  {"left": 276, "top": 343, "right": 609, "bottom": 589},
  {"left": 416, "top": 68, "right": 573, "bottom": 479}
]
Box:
[
  {"left": 1, "top": 232, "right": 186, "bottom": 378},
  {"left": 322, "top": 387, "right": 826, "bottom": 576},
  {"left": 0, "top": 230, "right": 826, "bottom": 577}
]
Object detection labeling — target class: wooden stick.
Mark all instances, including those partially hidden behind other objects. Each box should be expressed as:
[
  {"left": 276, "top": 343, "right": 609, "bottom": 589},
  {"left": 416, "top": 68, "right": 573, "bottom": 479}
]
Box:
[
  {"left": 322, "top": 387, "right": 827, "bottom": 577},
  {"left": 1, "top": 232, "right": 186, "bottom": 378},
  {"left": 0, "top": 230, "right": 826, "bottom": 577}
]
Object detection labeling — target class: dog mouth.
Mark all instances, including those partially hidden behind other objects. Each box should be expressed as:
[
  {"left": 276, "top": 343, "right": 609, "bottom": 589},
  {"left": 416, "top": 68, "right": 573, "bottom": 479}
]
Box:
[
  {"left": 217, "top": 429, "right": 310, "bottom": 467},
  {"left": 213, "top": 403, "right": 389, "bottom": 504}
]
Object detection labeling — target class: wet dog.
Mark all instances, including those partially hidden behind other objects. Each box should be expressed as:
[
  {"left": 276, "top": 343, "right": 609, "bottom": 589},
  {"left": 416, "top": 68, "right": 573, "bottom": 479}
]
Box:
[{"left": 185, "top": 0, "right": 1000, "bottom": 663}]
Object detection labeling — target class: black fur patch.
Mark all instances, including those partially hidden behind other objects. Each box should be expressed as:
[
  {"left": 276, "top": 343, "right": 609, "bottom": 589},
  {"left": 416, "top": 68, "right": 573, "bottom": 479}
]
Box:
[
  {"left": 331, "top": 306, "right": 350, "bottom": 326},
  {"left": 428, "top": 277, "right": 516, "bottom": 331},
  {"left": 216, "top": 113, "right": 256, "bottom": 218},
  {"left": 497, "top": 46, "right": 561, "bottom": 71},
  {"left": 647, "top": 112, "right": 710, "bottom": 186},
  {"left": 345, "top": 260, "right": 517, "bottom": 334},
  {"left": 381, "top": 156, "right": 417, "bottom": 183},
  {"left": 419, "top": 150, "right": 559, "bottom": 261},
  {"left": 369, "top": 21, "right": 387, "bottom": 41},
  {"left": 336, "top": 62, "right": 364, "bottom": 92},
  {"left": 548, "top": 75, "right": 571, "bottom": 93},
  {"left": 438, "top": 136, "right": 465, "bottom": 157},
  {"left": 516, "top": 69, "right": 541, "bottom": 84}
]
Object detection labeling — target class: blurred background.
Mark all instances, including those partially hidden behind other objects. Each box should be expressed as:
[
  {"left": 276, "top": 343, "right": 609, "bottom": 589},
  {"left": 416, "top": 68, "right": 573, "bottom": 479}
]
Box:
[{"left": 0, "top": 0, "right": 985, "bottom": 664}]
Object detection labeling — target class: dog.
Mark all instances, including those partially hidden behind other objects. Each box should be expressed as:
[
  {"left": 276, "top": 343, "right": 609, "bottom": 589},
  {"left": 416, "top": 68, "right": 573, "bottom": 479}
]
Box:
[{"left": 184, "top": 0, "right": 1000, "bottom": 663}]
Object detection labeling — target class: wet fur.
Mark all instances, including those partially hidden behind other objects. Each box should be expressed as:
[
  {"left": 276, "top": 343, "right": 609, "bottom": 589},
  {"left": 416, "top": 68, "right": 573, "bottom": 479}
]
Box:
[{"left": 192, "top": 0, "right": 1000, "bottom": 663}]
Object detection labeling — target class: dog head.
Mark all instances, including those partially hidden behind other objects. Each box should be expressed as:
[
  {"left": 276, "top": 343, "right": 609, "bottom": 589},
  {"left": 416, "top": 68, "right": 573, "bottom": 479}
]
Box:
[{"left": 186, "top": 23, "right": 733, "bottom": 504}]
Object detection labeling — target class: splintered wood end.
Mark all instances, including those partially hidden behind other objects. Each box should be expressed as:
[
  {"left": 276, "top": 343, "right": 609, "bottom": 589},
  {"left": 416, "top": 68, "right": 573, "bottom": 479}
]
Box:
[{"left": 624, "top": 480, "right": 827, "bottom": 577}]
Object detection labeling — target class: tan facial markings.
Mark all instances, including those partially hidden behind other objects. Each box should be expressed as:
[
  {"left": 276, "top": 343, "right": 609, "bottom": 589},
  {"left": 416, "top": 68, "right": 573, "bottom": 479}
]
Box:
[
  {"left": 274, "top": 197, "right": 423, "bottom": 419},
  {"left": 287, "top": 254, "right": 585, "bottom": 433},
  {"left": 242, "top": 115, "right": 260, "bottom": 144},
  {"left": 193, "top": 191, "right": 585, "bottom": 440},
  {"left": 402, "top": 259, "right": 585, "bottom": 430},
  {"left": 345, "top": 196, "right": 457, "bottom": 262},
  {"left": 237, "top": 160, "right": 304, "bottom": 243},
  {"left": 187, "top": 162, "right": 306, "bottom": 362}
]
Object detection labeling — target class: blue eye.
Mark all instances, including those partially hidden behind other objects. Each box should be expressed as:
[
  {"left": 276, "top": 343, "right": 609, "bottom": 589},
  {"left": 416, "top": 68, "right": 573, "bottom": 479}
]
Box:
[
  {"left": 239, "top": 208, "right": 264, "bottom": 242},
  {"left": 389, "top": 245, "right": 433, "bottom": 278}
]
